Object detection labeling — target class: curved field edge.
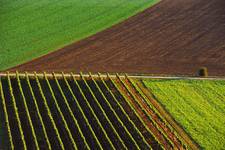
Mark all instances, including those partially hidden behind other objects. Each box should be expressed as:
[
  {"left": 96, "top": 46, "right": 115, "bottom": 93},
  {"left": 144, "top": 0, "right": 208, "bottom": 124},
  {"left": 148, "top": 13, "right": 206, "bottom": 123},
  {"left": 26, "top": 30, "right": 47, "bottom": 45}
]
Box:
[
  {"left": 0, "top": 0, "right": 160, "bottom": 71},
  {"left": 143, "top": 79, "right": 225, "bottom": 150}
]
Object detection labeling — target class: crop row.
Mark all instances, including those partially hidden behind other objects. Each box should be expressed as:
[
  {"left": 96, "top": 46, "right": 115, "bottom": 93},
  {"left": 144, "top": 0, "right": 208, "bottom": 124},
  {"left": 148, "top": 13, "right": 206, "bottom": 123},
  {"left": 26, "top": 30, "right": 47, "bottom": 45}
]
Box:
[
  {"left": 0, "top": 72, "right": 186, "bottom": 149},
  {"left": 107, "top": 74, "right": 163, "bottom": 149}
]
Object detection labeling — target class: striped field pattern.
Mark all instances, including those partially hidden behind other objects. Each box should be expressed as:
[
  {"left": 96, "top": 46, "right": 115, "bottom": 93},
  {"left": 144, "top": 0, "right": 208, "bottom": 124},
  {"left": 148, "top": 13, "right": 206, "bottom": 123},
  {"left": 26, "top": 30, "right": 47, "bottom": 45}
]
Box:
[{"left": 0, "top": 72, "right": 188, "bottom": 149}]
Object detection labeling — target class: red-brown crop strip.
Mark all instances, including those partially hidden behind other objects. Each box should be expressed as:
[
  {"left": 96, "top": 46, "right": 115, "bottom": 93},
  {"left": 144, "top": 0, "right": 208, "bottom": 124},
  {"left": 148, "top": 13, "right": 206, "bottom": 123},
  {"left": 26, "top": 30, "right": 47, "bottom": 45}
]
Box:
[
  {"left": 0, "top": 78, "right": 14, "bottom": 149},
  {"left": 43, "top": 72, "right": 77, "bottom": 149},
  {"left": 99, "top": 73, "right": 152, "bottom": 149},
  {"left": 16, "top": 72, "right": 39, "bottom": 149},
  {"left": 7, "top": 72, "right": 27, "bottom": 149},
  {"left": 115, "top": 74, "right": 170, "bottom": 149},
  {"left": 96, "top": 73, "right": 141, "bottom": 149},
  {"left": 25, "top": 72, "right": 52, "bottom": 149},
  {"left": 88, "top": 72, "right": 127, "bottom": 149},
  {"left": 34, "top": 72, "right": 65, "bottom": 149},
  {"left": 77, "top": 72, "right": 116, "bottom": 149},
  {"left": 107, "top": 73, "right": 163, "bottom": 149},
  {"left": 54, "top": 72, "right": 91, "bottom": 150},
  {"left": 121, "top": 74, "right": 183, "bottom": 149},
  {"left": 126, "top": 75, "right": 188, "bottom": 149}
]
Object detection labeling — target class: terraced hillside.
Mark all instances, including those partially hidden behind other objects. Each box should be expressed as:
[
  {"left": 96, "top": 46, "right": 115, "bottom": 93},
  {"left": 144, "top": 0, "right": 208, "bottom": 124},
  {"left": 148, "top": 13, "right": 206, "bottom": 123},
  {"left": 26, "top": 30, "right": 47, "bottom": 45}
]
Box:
[
  {"left": 0, "top": 72, "right": 190, "bottom": 149},
  {"left": 12, "top": 0, "right": 225, "bottom": 76}
]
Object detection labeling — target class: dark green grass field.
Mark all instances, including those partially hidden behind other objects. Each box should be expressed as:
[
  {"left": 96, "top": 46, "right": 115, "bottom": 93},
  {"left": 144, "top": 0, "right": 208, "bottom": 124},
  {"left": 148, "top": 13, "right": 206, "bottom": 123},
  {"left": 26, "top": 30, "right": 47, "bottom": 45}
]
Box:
[
  {"left": 0, "top": 0, "right": 159, "bottom": 71},
  {"left": 143, "top": 79, "right": 225, "bottom": 150}
]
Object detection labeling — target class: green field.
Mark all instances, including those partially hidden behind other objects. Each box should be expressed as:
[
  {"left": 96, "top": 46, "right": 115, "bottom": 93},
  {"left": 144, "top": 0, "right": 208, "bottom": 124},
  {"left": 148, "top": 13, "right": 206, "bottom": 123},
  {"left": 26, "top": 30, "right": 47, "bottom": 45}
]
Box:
[
  {"left": 143, "top": 79, "right": 225, "bottom": 150},
  {"left": 0, "top": 0, "right": 159, "bottom": 71}
]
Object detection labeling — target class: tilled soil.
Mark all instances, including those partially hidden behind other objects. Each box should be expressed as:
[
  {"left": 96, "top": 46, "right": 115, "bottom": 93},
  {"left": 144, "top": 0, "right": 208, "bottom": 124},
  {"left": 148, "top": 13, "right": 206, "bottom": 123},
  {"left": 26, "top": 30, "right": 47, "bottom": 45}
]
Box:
[{"left": 10, "top": 0, "right": 225, "bottom": 76}]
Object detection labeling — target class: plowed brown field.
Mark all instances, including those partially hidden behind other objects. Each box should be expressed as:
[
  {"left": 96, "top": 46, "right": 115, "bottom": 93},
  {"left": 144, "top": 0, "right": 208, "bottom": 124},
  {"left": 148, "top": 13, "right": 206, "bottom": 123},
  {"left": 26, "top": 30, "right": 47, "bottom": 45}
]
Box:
[{"left": 10, "top": 0, "right": 225, "bottom": 76}]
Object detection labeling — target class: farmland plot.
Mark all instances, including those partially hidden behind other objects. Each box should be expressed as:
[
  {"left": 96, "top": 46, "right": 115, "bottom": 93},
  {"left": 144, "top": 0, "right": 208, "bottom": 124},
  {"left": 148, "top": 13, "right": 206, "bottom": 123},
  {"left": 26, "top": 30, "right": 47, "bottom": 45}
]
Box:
[
  {"left": 143, "top": 79, "right": 225, "bottom": 150},
  {"left": 0, "top": 0, "right": 160, "bottom": 70},
  {"left": 0, "top": 72, "right": 188, "bottom": 149}
]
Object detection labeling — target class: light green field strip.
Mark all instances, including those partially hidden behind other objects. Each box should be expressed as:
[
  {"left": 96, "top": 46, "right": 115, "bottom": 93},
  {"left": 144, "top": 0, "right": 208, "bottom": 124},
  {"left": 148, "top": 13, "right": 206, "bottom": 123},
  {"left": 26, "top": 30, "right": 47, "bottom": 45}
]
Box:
[
  {"left": 64, "top": 73, "right": 103, "bottom": 149},
  {"left": 0, "top": 78, "right": 14, "bottom": 149},
  {"left": 25, "top": 72, "right": 52, "bottom": 149},
  {"left": 43, "top": 72, "right": 78, "bottom": 149},
  {"left": 34, "top": 72, "right": 65, "bottom": 150},
  {"left": 107, "top": 74, "right": 153, "bottom": 149},
  {"left": 54, "top": 72, "right": 90, "bottom": 150},
  {"left": 16, "top": 72, "right": 39, "bottom": 150},
  {"left": 97, "top": 73, "right": 140, "bottom": 149},
  {"left": 0, "top": 0, "right": 160, "bottom": 70},
  {"left": 7, "top": 73, "right": 27, "bottom": 150},
  {"left": 78, "top": 72, "right": 115, "bottom": 149},
  {"left": 143, "top": 79, "right": 225, "bottom": 150}
]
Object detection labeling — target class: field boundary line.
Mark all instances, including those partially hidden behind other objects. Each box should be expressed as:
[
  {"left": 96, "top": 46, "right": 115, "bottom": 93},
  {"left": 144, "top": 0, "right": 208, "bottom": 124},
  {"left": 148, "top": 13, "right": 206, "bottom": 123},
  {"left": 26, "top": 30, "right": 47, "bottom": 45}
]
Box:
[{"left": 1, "top": 72, "right": 225, "bottom": 81}]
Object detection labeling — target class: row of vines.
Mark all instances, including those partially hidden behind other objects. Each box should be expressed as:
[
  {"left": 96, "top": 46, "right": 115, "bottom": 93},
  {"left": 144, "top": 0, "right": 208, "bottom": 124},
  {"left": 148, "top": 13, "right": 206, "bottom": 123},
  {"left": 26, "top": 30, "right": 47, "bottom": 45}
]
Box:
[{"left": 0, "top": 72, "right": 187, "bottom": 149}]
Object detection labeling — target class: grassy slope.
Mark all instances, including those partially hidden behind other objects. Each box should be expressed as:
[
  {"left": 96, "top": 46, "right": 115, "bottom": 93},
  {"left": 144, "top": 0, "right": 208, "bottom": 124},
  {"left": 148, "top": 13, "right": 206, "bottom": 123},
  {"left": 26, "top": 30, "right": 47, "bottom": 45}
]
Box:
[
  {"left": 0, "top": 0, "right": 159, "bottom": 71},
  {"left": 143, "top": 79, "right": 225, "bottom": 150}
]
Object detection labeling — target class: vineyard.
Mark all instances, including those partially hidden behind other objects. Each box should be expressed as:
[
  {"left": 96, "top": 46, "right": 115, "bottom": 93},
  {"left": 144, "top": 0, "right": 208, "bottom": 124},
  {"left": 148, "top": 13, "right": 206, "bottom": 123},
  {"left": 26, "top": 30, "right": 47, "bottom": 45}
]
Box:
[{"left": 0, "top": 72, "right": 190, "bottom": 149}]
